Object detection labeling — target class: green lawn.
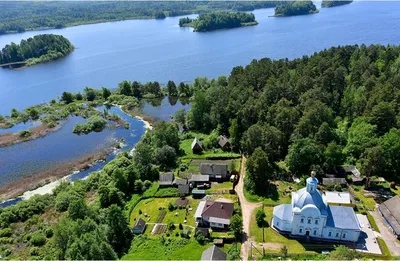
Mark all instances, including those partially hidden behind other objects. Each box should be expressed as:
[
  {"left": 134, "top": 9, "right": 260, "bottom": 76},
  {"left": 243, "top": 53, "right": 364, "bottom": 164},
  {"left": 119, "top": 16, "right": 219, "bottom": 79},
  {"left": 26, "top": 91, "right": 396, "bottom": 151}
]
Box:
[
  {"left": 208, "top": 181, "right": 234, "bottom": 193},
  {"left": 249, "top": 206, "right": 315, "bottom": 254},
  {"left": 244, "top": 181, "right": 292, "bottom": 206},
  {"left": 179, "top": 133, "right": 240, "bottom": 160},
  {"left": 130, "top": 197, "right": 201, "bottom": 227},
  {"left": 351, "top": 186, "right": 377, "bottom": 211},
  {"left": 122, "top": 236, "right": 240, "bottom": 260},
  {"left": 178, "top": 158, "right": 240, "bottom": 179},
  {"left": 367, "top": 212, "right": 380, "bottom": 232}
]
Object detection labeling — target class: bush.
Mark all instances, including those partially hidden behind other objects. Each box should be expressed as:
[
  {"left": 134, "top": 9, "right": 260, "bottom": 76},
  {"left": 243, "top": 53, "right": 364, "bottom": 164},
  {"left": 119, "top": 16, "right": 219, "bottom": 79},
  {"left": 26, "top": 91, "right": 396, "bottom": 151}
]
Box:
[
  {"left": 30, "top": 231, "right": 46, "bottom": 246},
  {"left": 45, "top": 228, "right": 53, "bottom": 238},
  {"left": 19, "top": 130, "right": 31, "bottom": 137},
  {"left": 195, "top": 230, "right": 206, "bottom": 245},
  {"left": 0, "top": 228, "right": 12, "bottom": 237},
  {"left": 139, "top": 209, "right": 142, "bottom": 215},
  {"left": 30, "top": 247, "right": 40, "bottom": 256},
  {"left": 334, "top": 184, "right": 342, "bottom": 192},
  {"left": 73, "top": 115, "right": 107, "bottom": 134},
  {"left": 4, "top": 248, "right": 11, "bottom": 257},
  {"left": 256, "top": 209, "right": 266, "bottom": 227},
  {"left": 168, "top": 202, "right": 175, "bottom": 212},
  {"left": 179, "top": 223, "right": 183, "bottom": 230}
]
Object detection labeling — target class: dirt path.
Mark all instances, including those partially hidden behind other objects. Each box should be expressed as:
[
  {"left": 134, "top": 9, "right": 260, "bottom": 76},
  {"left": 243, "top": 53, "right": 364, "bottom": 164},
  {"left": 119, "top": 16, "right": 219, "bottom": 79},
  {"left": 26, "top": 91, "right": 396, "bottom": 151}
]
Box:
[{"left": 235, "top": 155, "right": 262, "bottom": 260}]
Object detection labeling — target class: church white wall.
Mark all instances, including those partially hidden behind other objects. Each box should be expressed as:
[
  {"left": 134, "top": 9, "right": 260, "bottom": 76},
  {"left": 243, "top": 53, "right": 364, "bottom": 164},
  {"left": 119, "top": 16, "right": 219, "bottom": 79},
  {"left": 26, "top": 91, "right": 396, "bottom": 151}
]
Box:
[
  {"left": 291, "top": 206, "right": 326, "bottom": 237},
  {"left": 272, "top": 217, "right": 292, "bottom": 232},
  {"left": 322, "top": 228, "right": 360, "bottom": 242}
]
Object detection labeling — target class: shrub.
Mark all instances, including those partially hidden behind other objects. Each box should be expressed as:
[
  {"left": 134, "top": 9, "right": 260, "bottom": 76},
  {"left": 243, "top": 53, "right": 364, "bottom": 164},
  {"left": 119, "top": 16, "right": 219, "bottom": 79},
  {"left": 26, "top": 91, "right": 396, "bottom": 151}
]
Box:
[
  {"left": 195, "top": 230, "right": 206, "bottom": 245},
  {"left": 256, "top": 209, "right": 266, "bottom": 227},
  {"left": 45, "top": 228, "right": 53, "bottom": 238},
  {"left": 30, "top": 231, "right": 46, "bottom": 246},
  {"left": 30, "top": 247, "right": 40, "bottom": 256},
  {"left": 4, "top": 249, "right": 11, "bottom": 257},
  {"left": 0, "top": 228, "right": 12, "bottom": 237},
  {"left": 19, "top": 130, "right": 31, "bottom": 137},
  {"left": 179, "top": 223, "right": 183, "bottom": 230},
  {"left": 139, "top": 209, "right": 142, "bottom": 215},
  {"left": 73, "top": 115, "right": 107, "bottom": 134},
  {"left": 168, "top": 202, "right": 175, "bottom": 211}
]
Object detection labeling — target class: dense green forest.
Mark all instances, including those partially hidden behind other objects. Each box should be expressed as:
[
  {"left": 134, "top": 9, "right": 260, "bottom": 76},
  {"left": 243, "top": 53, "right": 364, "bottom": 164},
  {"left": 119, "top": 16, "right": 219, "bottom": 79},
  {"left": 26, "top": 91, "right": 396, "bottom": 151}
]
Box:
[
  {"left": 185, "top": 44, "right": 400, "bottom": 194},
  {"left": 179, "top": 12, "right": 257, "bottom": 32},
  {"left": 321, "top": 0, "right": 353, "bottom": 8},
  {"left": 0, "top": 1, "right": 284, "bottom": 34},
  {"left": 0, "top": 34, "right": 74, "bottom": 67},
  {"left": 274, "top": 1, "right": 318, "bottom": 17}
]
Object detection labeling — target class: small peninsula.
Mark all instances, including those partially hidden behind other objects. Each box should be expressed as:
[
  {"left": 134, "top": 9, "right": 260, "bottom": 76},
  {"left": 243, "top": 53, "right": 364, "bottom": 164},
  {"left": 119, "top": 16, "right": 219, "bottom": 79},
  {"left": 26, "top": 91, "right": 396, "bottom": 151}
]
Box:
[
  {"left": 0, "top": 34, "right": 74, "bottom": 69},
  {"left": 179, "top": 12, "right": 258, "bottom": 32},
  {"left": 274, "top": 1, "right": 318, "bottom": 17},
  {"left": 322, "top": 0, "right": 353, "bottom": 8}
]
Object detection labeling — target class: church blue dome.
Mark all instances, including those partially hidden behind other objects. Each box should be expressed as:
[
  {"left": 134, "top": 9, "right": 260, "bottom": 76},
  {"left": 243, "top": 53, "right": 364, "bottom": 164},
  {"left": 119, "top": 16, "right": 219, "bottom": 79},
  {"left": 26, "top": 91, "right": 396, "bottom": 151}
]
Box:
[
  {"left": 292, "top": 173, "right": 327, "bottom": 214},
  {"left": 293, "top": 188, "right": 327, "bottom": 212}
]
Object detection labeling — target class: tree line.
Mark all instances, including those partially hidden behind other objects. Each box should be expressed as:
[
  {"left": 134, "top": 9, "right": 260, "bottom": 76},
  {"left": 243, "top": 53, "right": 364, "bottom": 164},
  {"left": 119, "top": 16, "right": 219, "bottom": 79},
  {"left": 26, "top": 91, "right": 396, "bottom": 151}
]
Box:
[
  {"left": 0, "top": 1, "right": 285, "bottom": 34},
  {"left": 0, "top": 34, "right": 74, "bottom": 66},
  {"left": 321, "top": 0, "right": 353, "bottom": 8},
  {"left": 274, "top": 1, "right": 318, "bottom": 17},
  {"left": 179, "top": 11, "right": 257, "bottom": 32},
  {"left": 185, "top": 44, "right": 400, "bottom": 194}
]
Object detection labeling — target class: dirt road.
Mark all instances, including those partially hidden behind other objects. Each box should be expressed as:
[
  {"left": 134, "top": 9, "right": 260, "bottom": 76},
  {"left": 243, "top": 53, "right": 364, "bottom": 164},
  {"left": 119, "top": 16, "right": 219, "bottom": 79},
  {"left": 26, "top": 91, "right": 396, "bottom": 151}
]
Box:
[{"left": 235, "top": 155, "right": 262, "bottom": 260}]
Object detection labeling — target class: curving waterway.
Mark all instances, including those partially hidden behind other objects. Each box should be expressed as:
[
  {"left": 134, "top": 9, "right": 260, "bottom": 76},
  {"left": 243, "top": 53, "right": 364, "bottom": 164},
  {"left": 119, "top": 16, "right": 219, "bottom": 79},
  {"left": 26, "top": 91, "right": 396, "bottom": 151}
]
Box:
[{"left": 1, "top": 2, "right": 400, "bottom": 115}]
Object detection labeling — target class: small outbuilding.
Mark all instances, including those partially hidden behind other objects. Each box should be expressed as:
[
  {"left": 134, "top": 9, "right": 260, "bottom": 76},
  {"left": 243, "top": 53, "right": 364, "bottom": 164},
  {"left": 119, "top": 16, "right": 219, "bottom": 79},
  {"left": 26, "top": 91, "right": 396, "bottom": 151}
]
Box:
[
  {"left": 322, "top": 178, "right": 347, "bottom": 186},
  {"left": 192, "top": 189, "right": 206, "bottom": 199},
  {"left": 159, "top": 173, "right": 174, "bottom": 187},
  {"left": 132, "top": 218, "right": 147, "bottom": 235},
  {"left": 218, "top": 136, "right": 230, "bottom": 151},
  {"left": 201, "top": 245, "right": 227, "bottom": 261},
  {"left": 195, "top": 227, "right": 210, "bottom": 238},
  {"left": 191, "top": 138, "right": 203, "bottom": 154},
  {"left": 379, "top": 195, "right": 400, "bottom": 238}
]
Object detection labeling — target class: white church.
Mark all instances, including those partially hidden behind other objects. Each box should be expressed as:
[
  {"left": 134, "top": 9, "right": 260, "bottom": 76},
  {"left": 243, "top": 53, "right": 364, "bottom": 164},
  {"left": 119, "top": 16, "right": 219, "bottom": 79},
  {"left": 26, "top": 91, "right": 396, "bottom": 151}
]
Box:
[{"left": 272, "top": 172, "right": 361, "bottom": 242}]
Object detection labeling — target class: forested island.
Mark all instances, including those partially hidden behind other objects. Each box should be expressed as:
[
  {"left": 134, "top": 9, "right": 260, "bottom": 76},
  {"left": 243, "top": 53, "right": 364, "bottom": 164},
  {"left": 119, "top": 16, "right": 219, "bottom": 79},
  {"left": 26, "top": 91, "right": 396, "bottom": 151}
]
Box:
[
  {"left": 274, "top": 1, "right": 318, "bottom": 17},
  {"left": 179, "top": 12, "right": 257, "bottom": 32},
  {"left": 0, "top": 34, "right": 74, "bottom": 69},
  {"left": 0, "top": 1, "right": 284, "bottom": 34},
  {"left": 322, "top": 0, "right": 353, "bottom": 8}
]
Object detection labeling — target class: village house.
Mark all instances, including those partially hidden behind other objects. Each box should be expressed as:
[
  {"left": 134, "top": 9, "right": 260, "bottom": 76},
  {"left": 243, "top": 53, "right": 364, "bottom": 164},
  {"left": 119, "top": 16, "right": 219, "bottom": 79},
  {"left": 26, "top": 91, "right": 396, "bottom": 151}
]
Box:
[
  {"left": 218, "top": 135, "right": 230, "bottom": 151},
  {"left": 272, "top": 172, "right": 361, "bottom": 242},
  {"left": 195, "top": 200, "right": 234, "bottom": 229},
  {"left": 200, "top": 163, "right": 229, "bottom": 180},
  {"left": 379, "top": 195, "right": 400, "bottom": 239},
  {"left": 191, "top": 138, "right": 203, "bottom": 154},
  {"left": 188, "top": 174, "right": 210, "bottom": 187},
  {"left": 132, "top": 218, "right": 147, "bottom": 235}
]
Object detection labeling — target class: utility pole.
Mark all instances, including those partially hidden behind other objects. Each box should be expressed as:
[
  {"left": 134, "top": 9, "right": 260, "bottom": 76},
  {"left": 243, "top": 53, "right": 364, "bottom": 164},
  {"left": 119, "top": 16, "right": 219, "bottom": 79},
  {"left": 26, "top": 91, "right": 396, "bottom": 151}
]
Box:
[{"left": 262, "top": 202, "right": 265, "bottom": 243}]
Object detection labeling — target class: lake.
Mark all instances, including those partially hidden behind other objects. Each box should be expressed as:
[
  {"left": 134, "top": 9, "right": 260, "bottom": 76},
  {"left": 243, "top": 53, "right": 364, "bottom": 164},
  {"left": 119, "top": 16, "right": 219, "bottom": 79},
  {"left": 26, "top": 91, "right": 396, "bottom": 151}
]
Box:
[
  {"left": 1, "top": 2, "right": 400, "bottom": 115},
  {"left": 0, "top": 97, "right": 191, "bottom": 205}
]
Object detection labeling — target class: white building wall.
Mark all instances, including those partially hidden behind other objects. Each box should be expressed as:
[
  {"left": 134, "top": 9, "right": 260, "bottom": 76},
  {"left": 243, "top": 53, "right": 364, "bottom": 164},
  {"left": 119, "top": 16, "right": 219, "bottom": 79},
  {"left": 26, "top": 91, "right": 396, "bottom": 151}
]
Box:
[
  {"left": 273, "top": 217, "right": 292, "bottom": 232},
  {"left": 322, "top": 228, "right": 360, "bottom": 242},
  {"left": 291, "top": 206, "right": 326, "bottom": 238}
]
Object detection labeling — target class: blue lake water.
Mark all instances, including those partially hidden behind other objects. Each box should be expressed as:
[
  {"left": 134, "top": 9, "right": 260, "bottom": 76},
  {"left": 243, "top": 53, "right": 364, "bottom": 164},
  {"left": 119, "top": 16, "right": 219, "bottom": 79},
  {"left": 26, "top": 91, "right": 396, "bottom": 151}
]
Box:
[
  {"left": 0, "top": 106, "right": 145, "bottom": 188},
  {"left": 0, "top": 120, "right": 42, "bottom": 134},
  {"left": 1, "top": 2, "right": 400, "bottom": 115},
  {"left": 140, "top": 97, "right": 191, "bottom": 122}
]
